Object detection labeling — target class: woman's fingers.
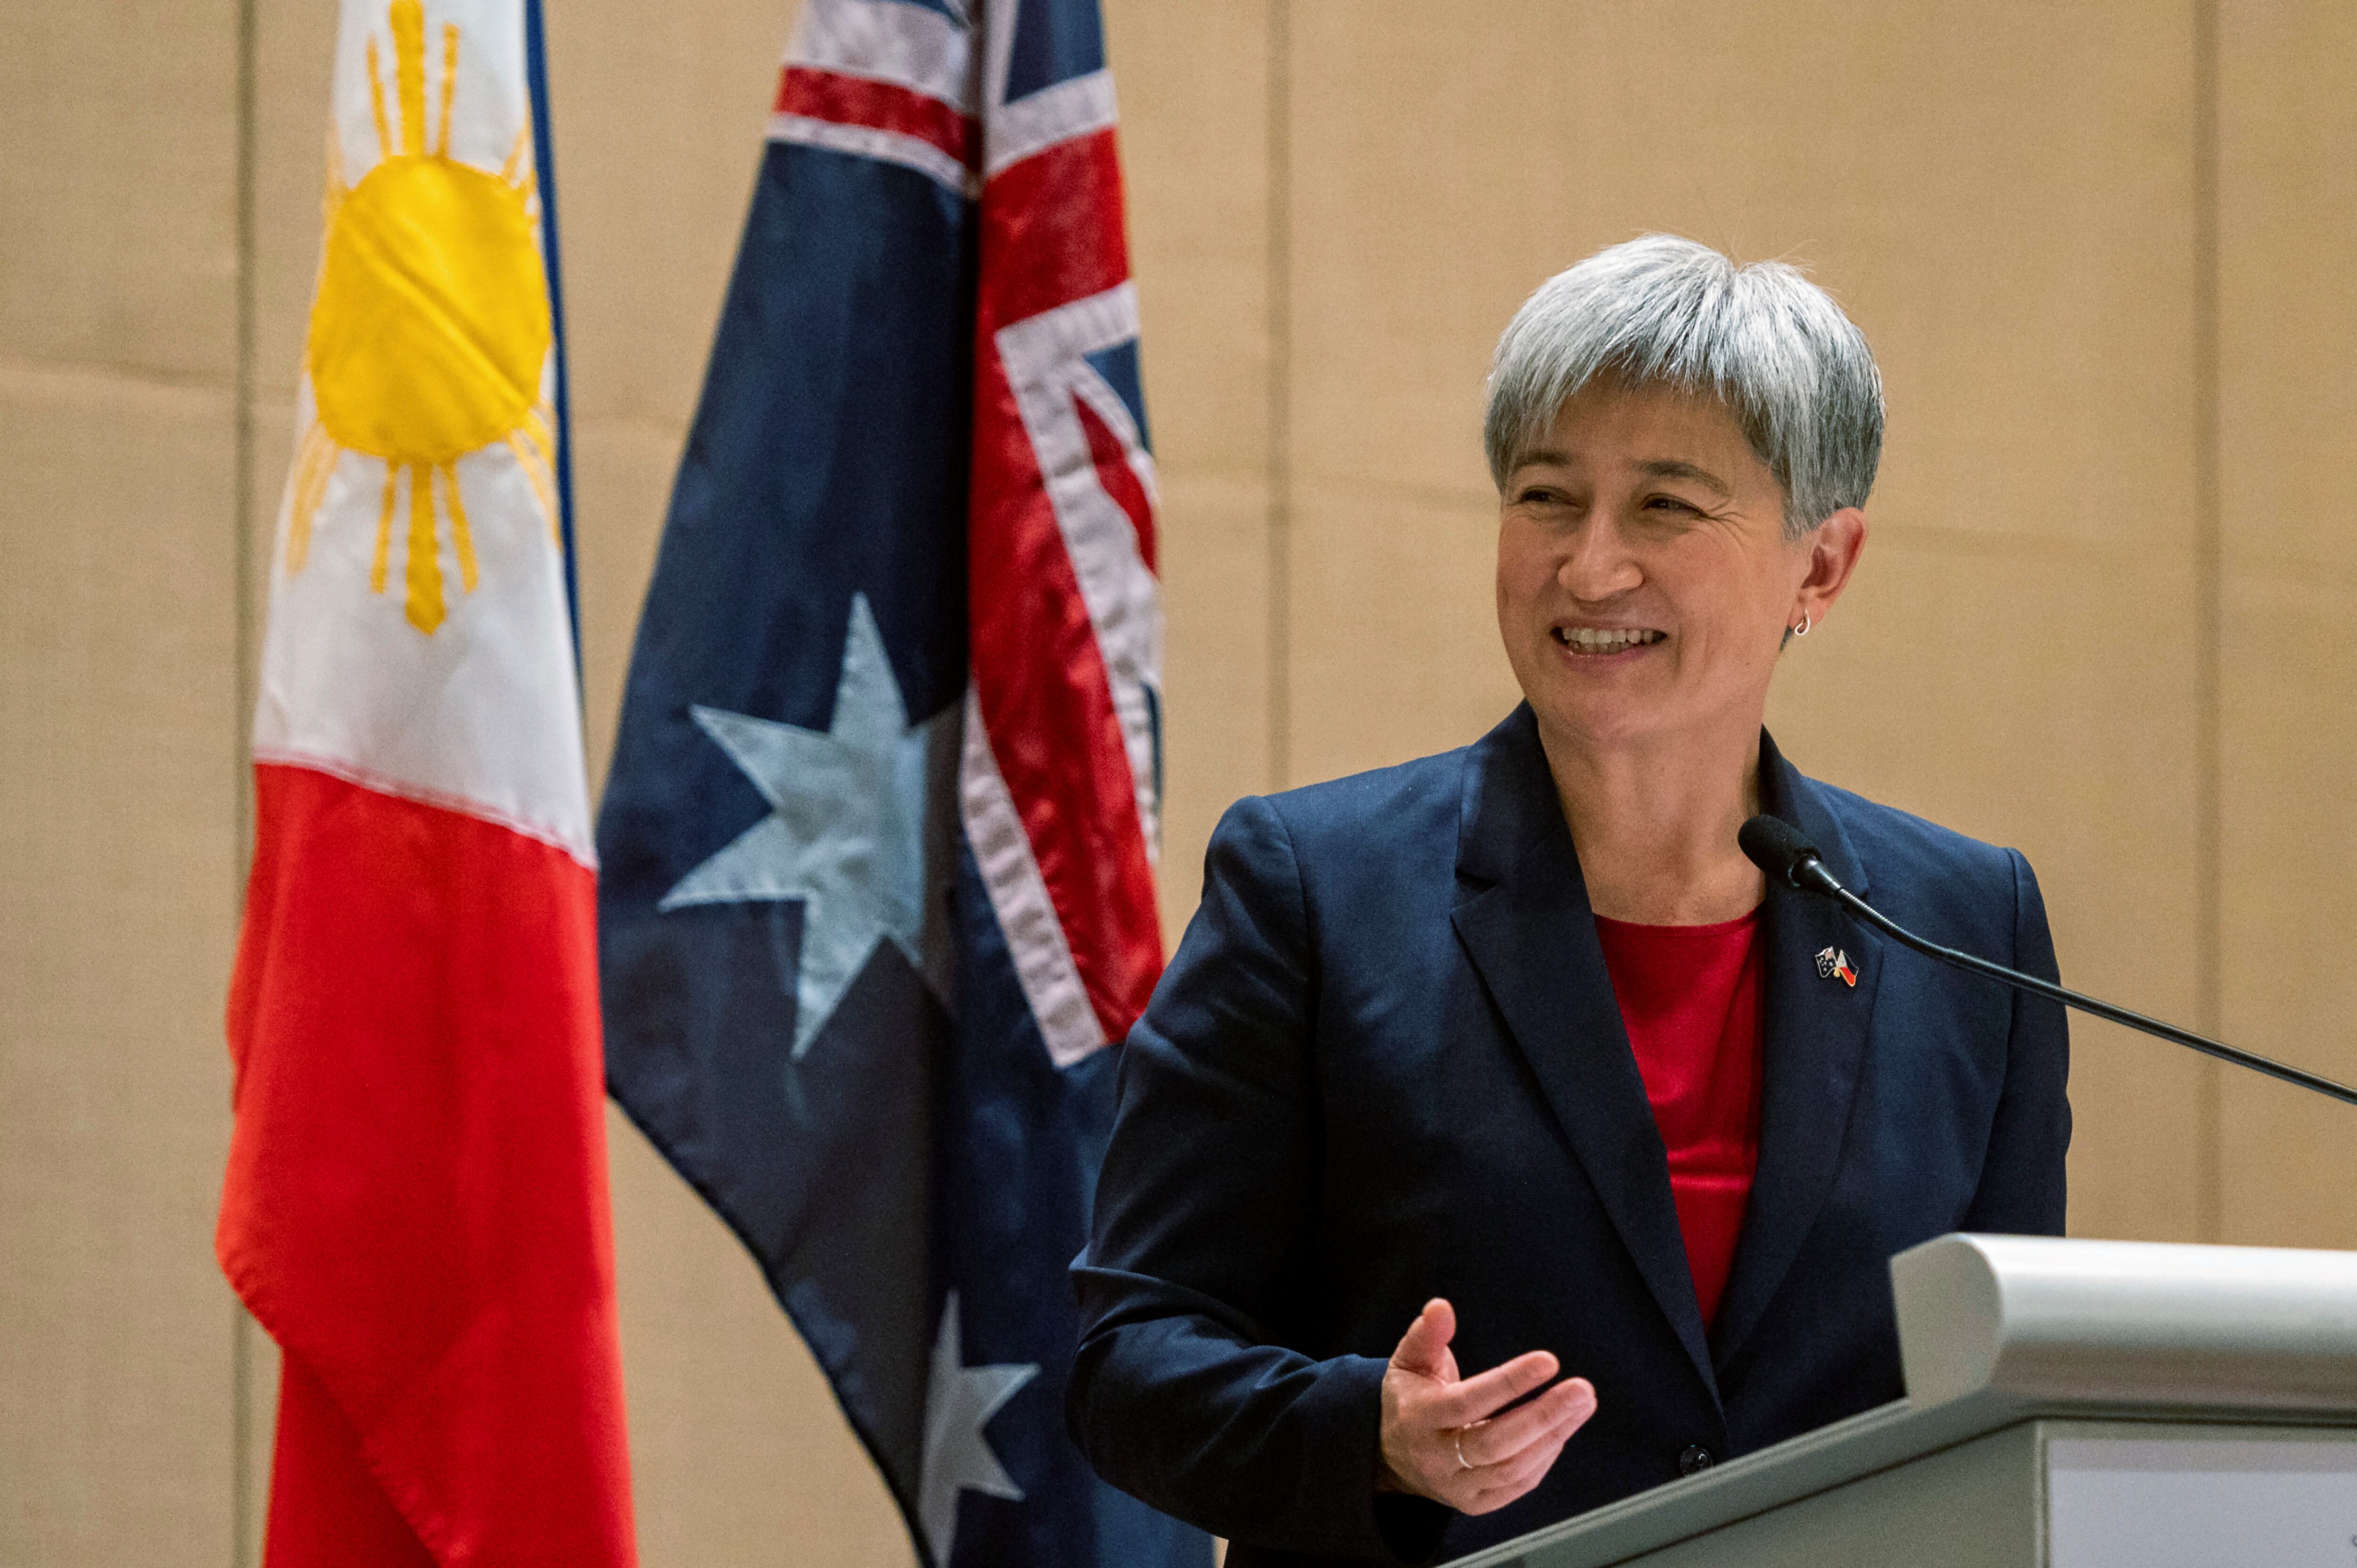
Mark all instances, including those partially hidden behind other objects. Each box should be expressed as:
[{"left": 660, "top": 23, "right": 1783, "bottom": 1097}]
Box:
[
  {"left": 1460, "top": 1436, "right": 1569, "bottom": 1515},
  {"left": 1478, "top": 1436, "right": 1564, "bottom": 1501},
  {"left": 1387, "top": 1298, "right": 1457, "bottom": 1378},
  {"left": 1424, "top": 1347, "right": 1560, "bottom": 1428},
  {"left": 1460, "top": 1406, "right": 1594, "bottom": 1514},
  {"left": 1431, "top": 1378, "right": 1595, "bottom": 1514},
  {"left": 1454, "top": 1376, "right": 1596, "bottom": 1468}
]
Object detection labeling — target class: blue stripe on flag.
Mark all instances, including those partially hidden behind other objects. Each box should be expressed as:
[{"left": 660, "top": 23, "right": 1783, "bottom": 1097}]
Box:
[
  {"left": 1004, "top": 0, "right": 1106, "bottom": 103},
  {"left": 1081, "top": 340, "right": 1150, "bottom": 452}
]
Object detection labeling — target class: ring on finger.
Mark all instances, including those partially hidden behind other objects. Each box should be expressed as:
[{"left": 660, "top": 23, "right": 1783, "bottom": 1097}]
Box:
[{"left": 1454, "top": 1428, "right": 1473, "bottom": 1472}]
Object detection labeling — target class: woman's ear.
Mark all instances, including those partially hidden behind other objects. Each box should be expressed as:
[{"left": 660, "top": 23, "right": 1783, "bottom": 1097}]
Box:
[{"left": 1794, "top": 507, "right": 1868, "bottom": 626}]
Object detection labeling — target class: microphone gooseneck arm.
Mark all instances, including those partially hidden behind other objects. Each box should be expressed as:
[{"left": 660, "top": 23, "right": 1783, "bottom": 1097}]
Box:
[{"left": 1737, "top": 815, "right": 2357, "bottom": 1109}]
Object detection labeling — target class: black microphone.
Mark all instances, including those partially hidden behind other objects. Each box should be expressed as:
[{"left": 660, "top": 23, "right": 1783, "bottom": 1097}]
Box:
[{"left": 1738, "top": 814, "right": 2357, "bottom": 1108}]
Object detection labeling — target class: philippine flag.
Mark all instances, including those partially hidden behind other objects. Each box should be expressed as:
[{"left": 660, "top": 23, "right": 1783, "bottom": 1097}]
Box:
[{"left": 216, "top": 2, "right": 635, "bottom": 1564}]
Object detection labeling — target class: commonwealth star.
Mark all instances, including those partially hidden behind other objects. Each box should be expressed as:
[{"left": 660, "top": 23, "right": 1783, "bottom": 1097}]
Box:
[{"left": 660, "top": 593, "right": 958, "bottom": 1056}]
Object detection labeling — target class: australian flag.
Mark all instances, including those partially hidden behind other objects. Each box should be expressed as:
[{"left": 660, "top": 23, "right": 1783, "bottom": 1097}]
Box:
[{"left": 595, "top": 1, "right": 1205, "bottom": 1566}]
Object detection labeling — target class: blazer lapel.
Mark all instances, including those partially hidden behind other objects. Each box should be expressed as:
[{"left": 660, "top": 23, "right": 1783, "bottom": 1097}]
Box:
[
  {"left": 1708, "top": 732, "right": 1884, "bottom": 1370},
  {"left": 1448, "top": 708, "right": 1718, "bottom": 1398}
]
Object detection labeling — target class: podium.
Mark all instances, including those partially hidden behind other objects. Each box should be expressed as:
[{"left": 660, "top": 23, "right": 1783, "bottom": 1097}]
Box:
[{"left": 1459, "top": 1235, "right": 2357, "bottom": 1568}]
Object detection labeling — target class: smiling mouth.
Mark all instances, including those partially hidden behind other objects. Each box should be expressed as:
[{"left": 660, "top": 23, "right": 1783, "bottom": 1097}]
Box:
[{"left": 1554, "top": 626, "right": 1665, "bottom": 655}]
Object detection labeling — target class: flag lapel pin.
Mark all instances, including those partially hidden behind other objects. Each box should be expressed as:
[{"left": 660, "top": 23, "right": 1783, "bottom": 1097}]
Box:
[{"left": 1815, "top": 946, "right": 1859, "bottom": 987}]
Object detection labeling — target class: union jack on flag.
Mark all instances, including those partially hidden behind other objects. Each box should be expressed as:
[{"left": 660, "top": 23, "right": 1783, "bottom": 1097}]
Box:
[{"left": 595, "top": 0, "right": 1203, "bottom": 1564}]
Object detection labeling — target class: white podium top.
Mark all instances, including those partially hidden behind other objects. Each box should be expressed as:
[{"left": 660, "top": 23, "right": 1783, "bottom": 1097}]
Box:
[{"left": 1895, "top": 1233, "right": 2357, "bottom": 1411}]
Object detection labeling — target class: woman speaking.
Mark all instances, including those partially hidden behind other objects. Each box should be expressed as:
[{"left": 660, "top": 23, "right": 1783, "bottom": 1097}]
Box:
[{"left": 1065, "top": 235, "right": 2071, "bottom": 1566}]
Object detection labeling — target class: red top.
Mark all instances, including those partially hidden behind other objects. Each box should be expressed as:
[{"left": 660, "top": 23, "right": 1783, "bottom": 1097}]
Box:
[{"left": 1592, "top": 910, "right": 1765, "bottom": 1330}]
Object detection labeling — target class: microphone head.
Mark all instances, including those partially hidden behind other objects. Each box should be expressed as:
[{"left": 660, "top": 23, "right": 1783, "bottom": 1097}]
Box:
[{"left": 1738, "top": 814, "right": 1823, "bottom": 887}]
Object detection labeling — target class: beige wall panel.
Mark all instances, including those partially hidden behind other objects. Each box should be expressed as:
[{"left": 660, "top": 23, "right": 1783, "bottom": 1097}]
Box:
[
  {"left": 2216, "top": 0, "right": 2357, "bottom": 580},
  {"left": 0, "top": 365, "right": 239, "bottom": 1564},
  {"left": 1282, "top": 0, "right": 2199, "bottom": 527},
  {"left": 1103, "top": 0, "right": 1275, "bottom": 935},
  {"left": 2215, "top": 0, "right": 2357, "bottom": 1247},
  {"left": 573, "top": 417, "right": 688, "bottom": 791},
  {"left": 544, "top": 0, "right": 788, "bottom": 429},
  {"left": 0, "top": 6, "right": 239, "bottom": 380},
  {"left": 1764, "top": 540, "right": 2201, "bottom": 1008},
  {"left": 1766, "top": 540, "right": 2204, "bottom": 1238},
  {"left": 1285, "top": 485, "right": 1520, "bottom": 785},
  {"left": 1106, "top": 0, "right": 1273, "bottom": 482},
  {"left": 1283, "top": 0, "right": 2203, "bottom": 1238},
  {"left": 252, "top": 1, "right": 341, "bottom": 401},
  {"left": 606, "top": 1107, "right": 915, "bottom": 1568},
  {"left": 1154, "top": 471, "right": 1276, "bottom": 939},
  {"left": 2214, "top": 584, "right": 2357, "bottom": 1246}
]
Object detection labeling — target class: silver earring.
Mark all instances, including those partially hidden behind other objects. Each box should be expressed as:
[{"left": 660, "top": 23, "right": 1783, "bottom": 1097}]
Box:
[{"left": 1791, "top": 612, "right": 1812, "bottom": 638}]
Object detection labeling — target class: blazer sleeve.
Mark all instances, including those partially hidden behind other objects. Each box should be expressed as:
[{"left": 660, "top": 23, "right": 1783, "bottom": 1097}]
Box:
[
  {"left": 1959, "top": 848, "right": 2072, "bottom": 1234},
  {"left": 1067, "top": 795, "right": 1451, "bottom": 1564}
]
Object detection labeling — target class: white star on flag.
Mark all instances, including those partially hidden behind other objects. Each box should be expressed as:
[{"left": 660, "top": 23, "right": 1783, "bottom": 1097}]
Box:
[
  {"left": 919, "top": 1291, "right": 1038, "bottom": 1567},
  {"left": 659, "top": 592, "right": 957, "bottom": 1056}
]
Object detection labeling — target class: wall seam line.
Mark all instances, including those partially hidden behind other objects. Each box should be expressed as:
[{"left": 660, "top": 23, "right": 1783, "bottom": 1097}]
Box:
[
  {"left": 2192, "top": 0, "right": 2224, "bottom": 1246},
  {"left": 230, "top": 0, "right": 261, "bottom": 1558},
  {"left": 1266, "top": 0, "right": 1292, "bottom": 792}
]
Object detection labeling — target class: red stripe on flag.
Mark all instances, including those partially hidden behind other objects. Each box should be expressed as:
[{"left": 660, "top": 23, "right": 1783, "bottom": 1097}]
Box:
[
  {"left": 1074, "top": 393, "right": 1155, "bottom": 572},
  {"left": 775, "top": 66, "right": 975, "bottom": 168},
  {"left": 220, "top": 763, "right": 634, "bottom": 1568},
  {"left": 971, "top": 120, "right": 1161, "bottom": 1045},
  {"left": 968, "top": 351, "right": 1162, "bottom": 1042},
  {"left": 977, "top": 130, "right": 1133, "bottom": 330}
]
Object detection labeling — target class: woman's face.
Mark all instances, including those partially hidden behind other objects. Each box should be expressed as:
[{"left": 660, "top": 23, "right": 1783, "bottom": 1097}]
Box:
[{"left": 1495, "top": 378, "right": 1863, "bottom": 760}]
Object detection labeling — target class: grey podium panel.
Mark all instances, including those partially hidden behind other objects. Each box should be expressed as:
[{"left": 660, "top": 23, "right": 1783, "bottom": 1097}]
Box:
[
  {"left": 1615, "top": 1420, "right": 2039, "bottom": 1568},
  {"left": 1463, "top": 1417, "right": 2357, "bottom": 1567},
  {"left": 1453, "top": 1236, "right": 2357, "bottom": 1568},
  {"left": 1612, "top": 1421, "right": 2357, "bottom": 1568}
]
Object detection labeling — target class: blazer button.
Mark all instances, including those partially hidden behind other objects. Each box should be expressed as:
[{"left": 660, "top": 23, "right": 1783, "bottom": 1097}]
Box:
[{"left": 1677, "top": 1445, "right": 1715, "bottom": 1477}]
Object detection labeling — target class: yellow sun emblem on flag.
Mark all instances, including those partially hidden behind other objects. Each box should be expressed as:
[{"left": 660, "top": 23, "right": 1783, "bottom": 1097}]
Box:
[{"left": 284, "top": 0, "right": 558, "bottom": 635}]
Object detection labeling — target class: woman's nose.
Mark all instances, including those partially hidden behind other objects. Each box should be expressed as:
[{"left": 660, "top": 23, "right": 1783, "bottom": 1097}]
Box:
[{"left": 1557, "top": 519, "right": 1643, "bottom": 601}]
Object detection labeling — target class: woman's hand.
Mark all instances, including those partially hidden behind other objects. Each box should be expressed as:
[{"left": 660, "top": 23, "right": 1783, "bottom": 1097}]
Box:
[{"left": 1376, "top": 1298, "right": 1598, "bottom": 1515}]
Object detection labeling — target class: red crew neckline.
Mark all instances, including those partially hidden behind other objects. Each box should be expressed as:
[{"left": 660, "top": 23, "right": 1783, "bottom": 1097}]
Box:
[{"left": 1591, "top": 905, "right": 1762, "bottom": 938}]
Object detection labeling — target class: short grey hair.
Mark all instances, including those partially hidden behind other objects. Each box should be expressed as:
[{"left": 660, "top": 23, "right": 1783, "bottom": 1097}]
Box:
[{"left": 1483, "top": 234, "right": 1884, "bottom": 536}]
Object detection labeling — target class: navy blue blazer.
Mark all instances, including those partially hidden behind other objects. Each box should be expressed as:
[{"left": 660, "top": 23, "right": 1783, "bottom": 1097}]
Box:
[{"left": 1068, "top": 706, "right": 2070, "bottom": 1566}]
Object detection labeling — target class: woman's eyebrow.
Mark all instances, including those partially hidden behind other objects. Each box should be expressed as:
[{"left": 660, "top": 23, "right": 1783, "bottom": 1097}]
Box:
[{"left": 1637, "top": 458, "right": 1732, "bottom": 496}]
